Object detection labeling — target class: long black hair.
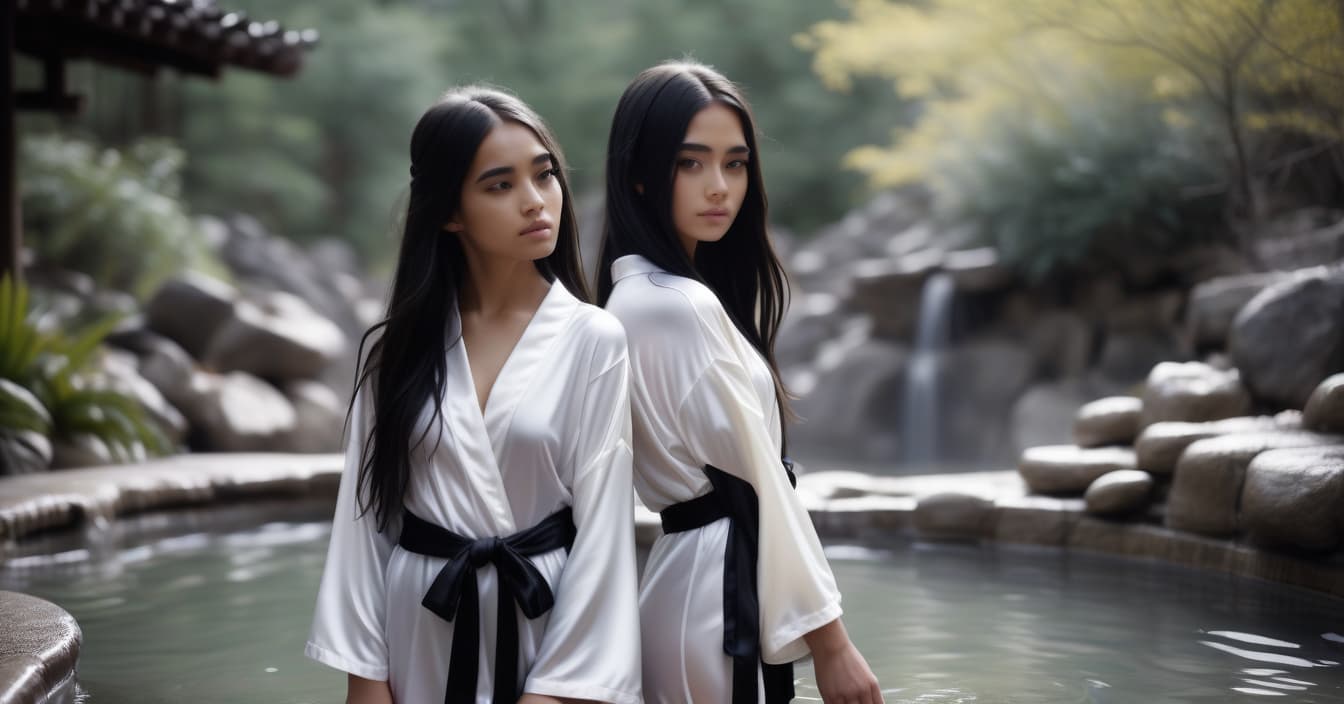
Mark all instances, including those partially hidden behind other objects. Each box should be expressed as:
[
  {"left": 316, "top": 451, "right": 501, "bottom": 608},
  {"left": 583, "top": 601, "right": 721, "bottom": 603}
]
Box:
[
  {"left": 352, "top": 86, "right": 587, "bottom": 531},
  {"left": 596, "top": 60, "right": 793, "bottom": 425}
]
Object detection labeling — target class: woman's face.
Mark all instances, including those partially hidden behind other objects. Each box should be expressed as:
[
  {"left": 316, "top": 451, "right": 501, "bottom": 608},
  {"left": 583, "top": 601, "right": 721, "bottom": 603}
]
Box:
[
  {"left": 446, "top": 120, "right": 562, "bottom": 264},
  {"left": 670, "top": 102, "right": 750, "bottom": 257}
]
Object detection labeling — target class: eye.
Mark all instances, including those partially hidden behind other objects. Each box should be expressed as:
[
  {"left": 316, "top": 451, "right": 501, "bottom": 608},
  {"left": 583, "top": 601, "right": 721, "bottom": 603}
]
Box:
[
  {"left": 727, "top": 159, "right": 749, "bottom": 170},
  {"left": 486, "top": 181, "right": 512, "bottom": 192},
  {"left": 677, "top": 158, "right": 702, "bottom": 172},
  {"left": 537, "top": 167, "right": 560, "bottom": 182}
]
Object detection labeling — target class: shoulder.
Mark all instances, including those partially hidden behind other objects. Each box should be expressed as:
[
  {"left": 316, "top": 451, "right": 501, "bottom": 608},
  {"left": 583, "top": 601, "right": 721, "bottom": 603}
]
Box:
[
  {"left": 570, "top": 301, "right": 628, "bottom": 351},
  {"left": 609, "top": 272, "right": 725, "bottom": 342}
]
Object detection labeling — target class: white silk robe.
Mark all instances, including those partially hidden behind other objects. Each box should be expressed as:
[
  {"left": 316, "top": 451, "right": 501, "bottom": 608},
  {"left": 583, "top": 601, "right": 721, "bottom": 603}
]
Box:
[
  {"left": 606, "top": 255, "right": 843, "bottom": 703},
  {"left": 306, "top": 281, "right": 642, "bottom": 704}
]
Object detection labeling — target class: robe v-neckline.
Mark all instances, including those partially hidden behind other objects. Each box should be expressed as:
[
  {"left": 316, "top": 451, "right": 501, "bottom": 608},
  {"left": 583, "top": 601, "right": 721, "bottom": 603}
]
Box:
[{"left": 444, "top": 279, "right": 576, "bottom": 532}]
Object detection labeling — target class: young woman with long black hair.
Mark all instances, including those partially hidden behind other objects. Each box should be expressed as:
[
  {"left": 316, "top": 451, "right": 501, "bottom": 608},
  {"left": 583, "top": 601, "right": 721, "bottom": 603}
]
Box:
[
  {"left": 598, "top": 62, "right": 883, "bottom": 704},
  {"left": 307, "top": 86, "right": 642, "bottom": 704}
]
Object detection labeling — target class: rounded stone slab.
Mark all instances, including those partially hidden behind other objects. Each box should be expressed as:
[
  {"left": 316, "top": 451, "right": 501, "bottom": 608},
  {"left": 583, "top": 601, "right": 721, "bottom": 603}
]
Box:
[
  {"left": 1241, "top": 446, "right": 1344, "bottom": 553},
  {"left": 1134, "top": 415, "right": 1286, "bottom": 475},
  {"left": 913, "top": 492, "right": 995, "bottom": 541},
  {"left": 1018, "top": 445, "right": 1137, "bottom": 495},
  {"left": 1073, "top": 396, "right": 1142, "bottom": 448},
  {"left": 1166, "top": 431, "right": 1341, "bottom": 537},
  {"left": 0, "top": 591, "right": 80, "bottom": 704},
  {"left": 144, "top": 272, "right": 239, "bottom": 359},
  {"left": 1140, "top": 361, "right": 1252, "bottom": 428},
  {"left": 1304, "top": 373, "right": 1344, "bottom": 434},
  {"left": 1084, "top": 470, "right": 1154, "bottom": 516}
]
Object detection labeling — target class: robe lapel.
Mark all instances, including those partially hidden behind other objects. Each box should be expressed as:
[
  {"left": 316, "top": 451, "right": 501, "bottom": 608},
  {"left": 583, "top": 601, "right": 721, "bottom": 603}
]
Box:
[
  {"left": 442, "top": 280, "right": 577, "bottom": 535},
  {"left": 482, "top": 280, "right": 577, "bottom": 454}
]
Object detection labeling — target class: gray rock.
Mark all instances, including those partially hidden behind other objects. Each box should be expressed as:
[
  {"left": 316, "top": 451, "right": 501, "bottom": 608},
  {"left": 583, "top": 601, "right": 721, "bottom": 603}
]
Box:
[
  {"left": 281, "top": 380, "right": 347, "bottom": 453},
  {"left": 133, "top": 332, "right": 198, "bottom": 410},
  {"left": 144, "top": 272, "right": 239, "bottom": 359},
  {"left": 941, "top": 340, "right": 1036, "bottom": 463},
  {"left": 96, "top": 350, "right": 188, "bottom": 447},
  {"left": 846, "top": 254, "right": 939, "bottom": 341},
  {"left": 0, "top": 430, "right": 52, "bottom": 475},
  {"left": 1166, "top": 431, "right": 1340, "bottom": 537},
  {"left": 1140, "top": 361, "right": 1252, "bottom": 427},
  {"left": 913, "top": 492, "right": 994, "bottom": 541},
  {"left": 1252, "top": 208, "right": 1344, "bottom": 270},
  {"left": 1096, "top": 331, "right": 1182, "bottom": 386},
  {"left": 1024, "top": 311, "right": 1093, "bottom": 379},
  {"left": 182, "top": 372, "right": 298, "bottom": 452},
  {"left": 1134, "top": 415, "right": 1287, "bottom": 475},
  {"left": 203, "top": 292, "right": 347, "bottom": 381},
  {"left": 1229, "top": 266, "right": 1344, "bottom": 408},
  {"left": 51, "top": 434, "right": 120, "bottom": 469},
  {"left": 0, "top": 591, "right": 81, "bottom": 704},
  {"left": 1304, "top": 373, "right": 1344, "bottom": 434},
  {"left": 1185, "top": 273, "right": 1292, "bottom": 350},
  {"left": 1241, "top": 446, "right": 1344, "bottom": 552},
  {"left": 1018, "top": 445, "right": 1137, "bottom": 495},
  {"left": 792, "top": 338, "right": 908, "bottom": 461},
  {"left": 1084, "top": 470, "right": 1154, "bottom": 516},
  {"left": 776, "top": 293, "right": 847, "bottom": 368},
  {"left": 942, "top": 247, "right": 1013, "bottom": 292},
  {"left": 1012, "top": 382, "right": 1095, "bottom": 456},
  {"left": 1074, "top": 396, "right": 1142, "bottom": 448}
]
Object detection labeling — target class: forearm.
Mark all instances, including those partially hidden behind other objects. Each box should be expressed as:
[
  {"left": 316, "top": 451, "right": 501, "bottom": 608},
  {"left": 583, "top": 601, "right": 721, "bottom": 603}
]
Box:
[
  {"left": 346, "top": 674, "right": 393, "bottom": 704},
  {"left": 803, "top": 617, "right": 852, "bottom": 658}
]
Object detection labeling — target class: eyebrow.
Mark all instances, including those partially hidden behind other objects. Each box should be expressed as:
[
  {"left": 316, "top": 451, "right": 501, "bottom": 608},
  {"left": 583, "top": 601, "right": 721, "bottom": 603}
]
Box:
[
  {"left": 475, "top": 153, "right": 554, "bottom": 183},
  {"left": 679, "top": 142, "right": 750, "bottom": 155}
]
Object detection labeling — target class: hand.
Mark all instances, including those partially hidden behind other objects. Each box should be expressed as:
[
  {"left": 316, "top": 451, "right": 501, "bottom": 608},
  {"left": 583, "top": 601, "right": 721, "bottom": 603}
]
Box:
[{"left": 805, "top": 619, "right": 884, "bottom": 704}]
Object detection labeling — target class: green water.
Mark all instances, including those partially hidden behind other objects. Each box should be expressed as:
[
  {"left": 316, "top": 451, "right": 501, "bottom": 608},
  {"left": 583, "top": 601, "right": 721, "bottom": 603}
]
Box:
[{"left": 3, "top": 517, "right": 1342, "bottom": 703}]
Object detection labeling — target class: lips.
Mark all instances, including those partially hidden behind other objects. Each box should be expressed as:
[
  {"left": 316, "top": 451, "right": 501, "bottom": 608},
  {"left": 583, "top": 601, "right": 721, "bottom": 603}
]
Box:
[
  {"left": 699, "top": 208, "right": 730, "bottom": 217},
  {"left": 520, "top": 221, "right": 554, "bottom": 236}
]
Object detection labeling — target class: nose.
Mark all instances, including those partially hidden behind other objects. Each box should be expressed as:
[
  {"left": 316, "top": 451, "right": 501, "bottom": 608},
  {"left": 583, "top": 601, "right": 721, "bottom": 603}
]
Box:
[
  {"left": 706, "top": 167, "right": 727, "bottom": 201},
  {"left": 521, "top": 180, "right": 545, "bottom": 215}
]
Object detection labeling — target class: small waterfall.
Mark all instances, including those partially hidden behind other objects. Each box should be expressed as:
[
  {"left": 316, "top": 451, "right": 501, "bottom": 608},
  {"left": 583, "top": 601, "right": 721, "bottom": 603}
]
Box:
[{"left": 901, "top": 272, "right": 955, "bottom": 467}]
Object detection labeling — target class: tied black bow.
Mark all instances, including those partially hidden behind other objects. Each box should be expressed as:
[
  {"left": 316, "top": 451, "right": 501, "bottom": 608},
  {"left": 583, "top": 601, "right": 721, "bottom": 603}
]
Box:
[
  {"left": 398, "top": 507, "right": 576, "bottom": 704},
  {"left": 660, "top": 464, "right": 795, "bottom": 703}
]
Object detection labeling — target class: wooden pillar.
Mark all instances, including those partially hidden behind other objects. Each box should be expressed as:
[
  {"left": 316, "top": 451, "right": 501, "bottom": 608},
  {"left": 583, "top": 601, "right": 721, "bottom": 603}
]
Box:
[{"left": 0, "top": 0, "right": 18, "bottom": 284}]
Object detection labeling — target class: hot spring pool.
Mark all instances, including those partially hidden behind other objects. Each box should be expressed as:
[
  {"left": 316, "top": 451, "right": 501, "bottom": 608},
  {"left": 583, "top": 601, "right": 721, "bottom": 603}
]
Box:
[{"left": 3, "top": 516, "right": 1342, "bottom": 703}]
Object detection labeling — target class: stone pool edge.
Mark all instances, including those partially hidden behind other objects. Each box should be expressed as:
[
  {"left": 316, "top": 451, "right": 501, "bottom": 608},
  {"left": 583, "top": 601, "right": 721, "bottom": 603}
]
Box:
[{"left": 3, "top": 454, "right": 1343, "bottom": 704}]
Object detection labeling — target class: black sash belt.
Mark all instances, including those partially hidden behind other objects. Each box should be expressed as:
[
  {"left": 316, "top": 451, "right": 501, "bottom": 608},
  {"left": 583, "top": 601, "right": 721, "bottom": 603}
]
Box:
[
  {"left": 398, "top": 506, "right": 576, "bottom": 704},
  {"left": 660, "top": 464, "right": 796, "bottom": 704}
]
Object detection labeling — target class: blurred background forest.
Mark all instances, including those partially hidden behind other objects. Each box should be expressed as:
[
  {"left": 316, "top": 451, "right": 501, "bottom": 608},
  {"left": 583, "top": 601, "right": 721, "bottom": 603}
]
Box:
[{"left": 8, "top": 0, "right": 1344, "bottom": 471}]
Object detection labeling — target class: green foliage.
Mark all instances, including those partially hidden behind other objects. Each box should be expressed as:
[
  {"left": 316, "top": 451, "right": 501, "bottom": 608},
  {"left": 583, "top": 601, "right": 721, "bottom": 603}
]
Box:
[
  {"left": 27, "top": 0, "right": 910, "bottom": 261},
  {"left": 925, "top": 82, "right": 1223, "bottom": 278},
  {"left": 19, "top": 135, "right": 223, "bottom": 298},
  {"left": 0, "top": 274, "right": 169, "bottom": 465}
]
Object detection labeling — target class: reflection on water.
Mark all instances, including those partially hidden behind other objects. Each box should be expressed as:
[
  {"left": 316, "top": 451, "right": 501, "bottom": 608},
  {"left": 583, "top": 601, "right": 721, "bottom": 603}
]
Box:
[
  {"left": 796, "top": 544, "right": 1344, "bottom": 703},
  {"left": 2, "top": 523, "right": 1342, "bottom": 703}
]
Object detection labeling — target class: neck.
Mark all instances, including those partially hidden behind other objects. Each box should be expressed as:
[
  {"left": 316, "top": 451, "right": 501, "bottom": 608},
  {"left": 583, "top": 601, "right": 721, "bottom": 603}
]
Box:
[
  {"left": 458, "top": 250, "right": 550, "bottom": 319},
  {"left": 680, "top": 233, "right": 697, "bottom": 261}
]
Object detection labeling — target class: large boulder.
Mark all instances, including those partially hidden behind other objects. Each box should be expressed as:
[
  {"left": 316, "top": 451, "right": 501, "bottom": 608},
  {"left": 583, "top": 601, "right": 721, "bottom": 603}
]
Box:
[
  {"left": 846, "top": 253, "right": 939, "bottom": 341},
  {"left": 1241, "top": 446, "right": 1344, "bottom": 553},
  {"left": 792, "top": 338, "right": 908, "bottom": 461},
  {"left": 176, "top": 371, "right": 297, "bottom": 452},
  {"left": 1140, "top": 361, "right": 1252, "bottom": 427},
  {"left": 1185, "top": 272, "right": 1292, "bottom": 350},
  {"left": 144, "top": 272, "right": 238, "bottom": 359},
  {"left": 96, "top": 349, "right": 188, "bottom": 447},
  {"left": 1229, "top": 266, "right": 1344, "bottom": 408},
  {"left": 1018, "top": 445, "right": 1137, "bottom": 495},
  {"left": 1303, "top": 373, "right": 1344, "bottom": 434},
  {"left": 1166, "top": 431, "right": 1341, "bottom": 537},
  {"left": 203, "top": 291, "right": 347, "bottom": 381},
  {"left": 280, "top": 380, "right": 347, "bottom": 453},
  {"left": 942, "top": 247, "right": 1014, "bottom": 293},
  {"left": 1074, "top": 396, "right": 1142, "bottom": 448}
]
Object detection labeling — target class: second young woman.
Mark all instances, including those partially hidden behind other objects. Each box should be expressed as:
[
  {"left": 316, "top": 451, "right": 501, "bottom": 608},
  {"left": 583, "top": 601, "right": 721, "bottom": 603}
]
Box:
[
  {"left": 598, "top": 62, "right": 884, "bottom": 703},
  {"left": 307, "top": 86, "right": 641, "bottom": 704}
]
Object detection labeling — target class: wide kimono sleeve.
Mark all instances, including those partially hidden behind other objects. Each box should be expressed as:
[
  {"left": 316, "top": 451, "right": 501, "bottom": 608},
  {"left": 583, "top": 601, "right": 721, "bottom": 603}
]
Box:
[
  {"left": 675, "top": 330, "right": 843, "bottom": 665},
  {"left": 304, "top": 387, "right": 398, "bottom": 681},
  {"left": 524, "top": 316, "right": 642, "bottom": 704}
]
